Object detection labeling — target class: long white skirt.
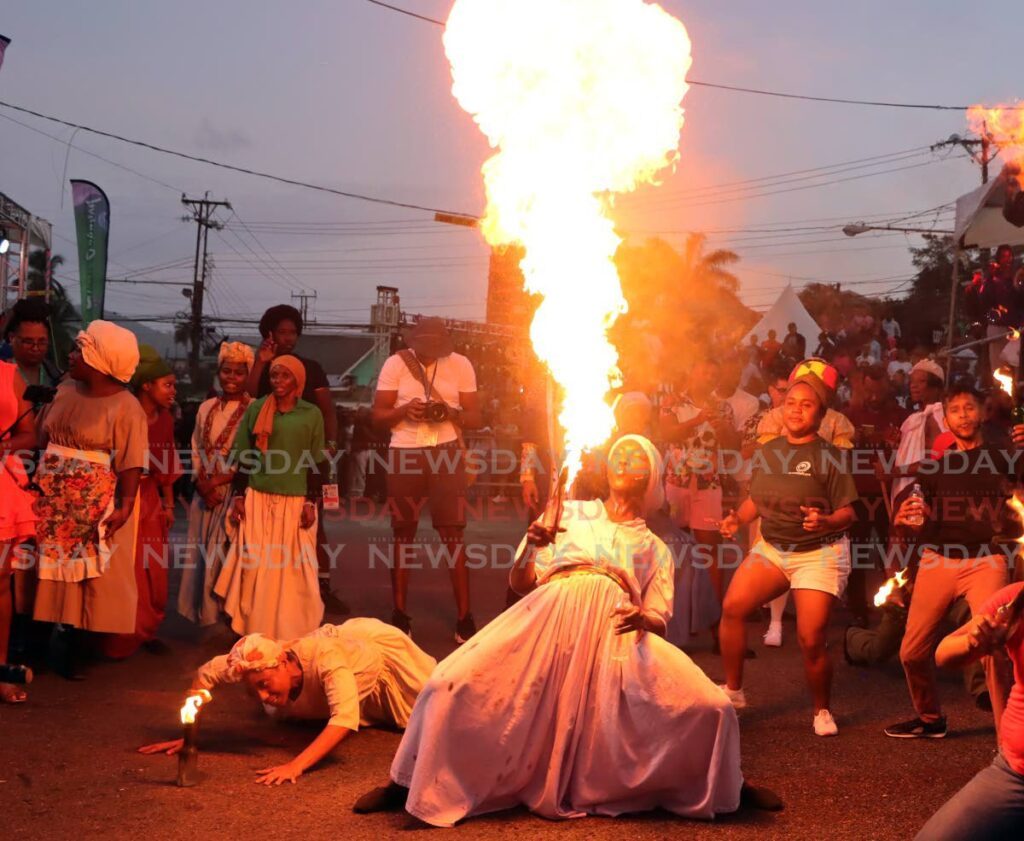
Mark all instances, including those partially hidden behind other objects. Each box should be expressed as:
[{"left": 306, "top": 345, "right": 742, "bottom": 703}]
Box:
[
  {"left": 214, "top": 489, "right": 323, "bottom": 640},
  {"left": 176, "top": 494, "right": 231, "bottom": 626},
  {"left": 391, "top": 573, "right": 743, "bottom": 827}
]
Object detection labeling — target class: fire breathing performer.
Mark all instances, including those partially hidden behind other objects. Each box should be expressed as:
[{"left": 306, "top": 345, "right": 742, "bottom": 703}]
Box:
[
  {"left": 138, "top": 618, "right": 436, "bottom": 785},
  {"left": 718, "top": 374, "right": 858, "bottom": 736},
  {"left": 354, "top": 435, "right": 780, "bottom": 825}
]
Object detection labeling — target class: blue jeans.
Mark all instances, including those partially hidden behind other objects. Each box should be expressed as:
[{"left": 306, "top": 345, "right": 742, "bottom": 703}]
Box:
[{"left": 915, "top": 754, "right": 1024, "bottom": 841}]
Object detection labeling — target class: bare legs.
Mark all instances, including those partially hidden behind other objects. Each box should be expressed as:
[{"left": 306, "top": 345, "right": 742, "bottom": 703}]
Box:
[{"left": 720, "top": 556, "right": 789, "bottom": 690}]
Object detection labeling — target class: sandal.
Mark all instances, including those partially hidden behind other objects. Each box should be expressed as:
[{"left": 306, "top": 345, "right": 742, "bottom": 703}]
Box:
[{"left": 0, "top": 682, "right": 27, "bottom": 704}]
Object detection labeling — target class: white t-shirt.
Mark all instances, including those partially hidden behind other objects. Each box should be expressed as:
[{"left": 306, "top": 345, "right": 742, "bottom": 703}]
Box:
[
  {"left": 376, "top": 351, "right": 477, "bottom": 448},
  {"left": 882, "top": 319, "right": 901, "bottom": 340}
]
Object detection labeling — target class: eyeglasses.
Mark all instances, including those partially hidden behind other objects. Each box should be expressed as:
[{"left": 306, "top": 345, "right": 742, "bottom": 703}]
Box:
[{"left": 13, "top": 337, "right": 49, "bottom": 349}]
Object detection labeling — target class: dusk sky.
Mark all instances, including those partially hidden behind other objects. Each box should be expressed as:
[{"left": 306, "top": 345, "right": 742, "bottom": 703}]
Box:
[{"left": 2, "top": 0, "right": 1021, "bottom": 327}]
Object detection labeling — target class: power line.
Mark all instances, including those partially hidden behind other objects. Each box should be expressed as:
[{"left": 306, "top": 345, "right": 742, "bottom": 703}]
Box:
[
  {"left": 0, "top": 98, "right": 481, "bottom": 219},
  {"left": 356, "top": 0, "right": 1024, "bottom": 112}
]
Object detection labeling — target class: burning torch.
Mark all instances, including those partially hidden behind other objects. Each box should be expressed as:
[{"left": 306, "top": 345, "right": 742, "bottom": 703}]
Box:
[
  {"left": 177, "top": 689, "right": 212, "bottom": 787},
  {"left": 541, "top": 464, "right": 569, "bottom": 535},
  {"left": 993, "top": 367, "right": 1024, "bottom": 427},
  {"left": 873, "top": 569, "right": 910, "bottom": 609}
]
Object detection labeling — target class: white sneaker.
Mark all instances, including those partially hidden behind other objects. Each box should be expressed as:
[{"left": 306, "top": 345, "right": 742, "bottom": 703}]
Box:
[
  {"left": 763, "top": 623, "right": 783, "bottom": 647},
  {"left": 718, "top": 684, "right": 747, "bottom": 710},
  {"left": 814, "top": 709, "right": 838, "bottom": 737}
]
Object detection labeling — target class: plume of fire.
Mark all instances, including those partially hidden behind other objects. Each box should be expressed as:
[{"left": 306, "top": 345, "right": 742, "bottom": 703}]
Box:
[
  {"left": 994, "top": 365, "right": 1015, "bottom": 400},
  {"left": 873, "top": 569, "right": 909, "bottom": 608},
  {"left": 968, "top": 104, "right": 1024, "bottom": 187},
  {"left": 1009, "top": 492, "right": 1024, "bottom": 546},
  {"left": 444, "top": 0, "right": 692, "bottom": 478},
  {"left": 180, "top": 689, "right": 212, "bottom": 725}
]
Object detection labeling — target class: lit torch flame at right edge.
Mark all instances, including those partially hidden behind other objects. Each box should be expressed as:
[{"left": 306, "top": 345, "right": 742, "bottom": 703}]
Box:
[
  {"left": 177, "top": 689, "right": 212, "bottom": 787},
  {"left": 443, "top": 0, "right": 693, "bottom": 486},
  {"left": 873, "top": 569, "right": 909, "bottom": 608}
]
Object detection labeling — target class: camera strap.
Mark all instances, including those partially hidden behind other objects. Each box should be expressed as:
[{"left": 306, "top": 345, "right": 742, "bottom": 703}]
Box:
[{"left": 397, "top": 350, "right": 465, "bottom": 449}]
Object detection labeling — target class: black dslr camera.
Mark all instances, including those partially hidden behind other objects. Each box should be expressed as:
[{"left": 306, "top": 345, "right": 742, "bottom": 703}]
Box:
[{"left": 422, "top": 401, "right": 450, "bottom": 423}]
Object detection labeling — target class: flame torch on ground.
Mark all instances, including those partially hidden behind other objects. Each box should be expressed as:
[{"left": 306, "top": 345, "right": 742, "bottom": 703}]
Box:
[{"left": 177, "top": 689, "right": 212, "bottom": 787}]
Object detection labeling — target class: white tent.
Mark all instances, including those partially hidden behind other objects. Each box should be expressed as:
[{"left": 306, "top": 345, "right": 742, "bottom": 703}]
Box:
[
  {"left": 953, "top": 166, "right": 1024, "bottom": 249},
  {"left": 743, "top": 284, "right": 823, "bottom": 345}
]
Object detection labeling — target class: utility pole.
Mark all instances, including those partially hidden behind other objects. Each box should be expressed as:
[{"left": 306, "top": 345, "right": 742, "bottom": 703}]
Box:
[
  {"left": 931, "top": 125, "right": 994, "bottom": 185},
  {"left": 181, "top": 193, "right": 230, "bottom": 385},
  {"left": 291, "top": 289, "right": 318, "bottom": 325}
]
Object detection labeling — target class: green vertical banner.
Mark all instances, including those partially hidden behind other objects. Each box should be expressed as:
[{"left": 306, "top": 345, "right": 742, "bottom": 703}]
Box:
[{"left": 70, "top": 180, "right": 110, "bottom": 325}]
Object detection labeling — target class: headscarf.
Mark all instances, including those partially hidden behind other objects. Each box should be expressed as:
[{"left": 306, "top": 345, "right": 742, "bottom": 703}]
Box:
[
  {"left": 608, "top": 433, "right": 664, "bottom": 515},
  {"left": 225, "top": 633, "right": 286, "bottom": 677},
  {"left": 218, "top": 341, "right": 255, "bottom": 370},
  {"left": 131, "top": 344, "right": 172, "bottom": 390},
  {"left": 252, "top": 354, "right": 306, "bottom": 452},
  {"left": 911, "top": 358, "right": 945, "bottom": 384},
  {"left": 76, "top": 320, "right": 140, "bottom": 384},
  {"left": 787, "top": 374, "right": 830, "bottom": 412}
]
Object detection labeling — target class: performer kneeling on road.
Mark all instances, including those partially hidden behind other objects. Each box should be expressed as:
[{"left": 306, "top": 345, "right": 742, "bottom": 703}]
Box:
[
  {"left": 914, "top": 581, "right": 1024, "bottom": 840},
  {"left": 353, "top": 435, "right": 780, "bottom": 825},
  {"left": 718, "top": 374, "right": 858, "bottom": 737},
  {"left": 138, "top": 618, "right": 436, "bottom": 785}
]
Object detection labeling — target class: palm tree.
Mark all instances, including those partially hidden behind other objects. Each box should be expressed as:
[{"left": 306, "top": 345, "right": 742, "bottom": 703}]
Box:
[{"left": 680, "top": 232, "right": 740, "bottom": 293}]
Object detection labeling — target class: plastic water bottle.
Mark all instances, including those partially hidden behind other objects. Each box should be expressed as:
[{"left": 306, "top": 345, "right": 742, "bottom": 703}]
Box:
[{"left": 907, "top": 483, "right": 925, "bottom": 527}]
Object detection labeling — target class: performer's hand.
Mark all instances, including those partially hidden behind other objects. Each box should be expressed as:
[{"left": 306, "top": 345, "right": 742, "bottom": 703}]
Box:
[
  {"left": 800, "top": 506, "right": 828, "bottom": 533},
  {"left": 255, "top": 762, "right": 303, "bottom": 786},
  {"left": 967, "top": 614, "right": 1008, "bottom": 656},
  {"left": 893, "top": 497, "right": 929, "bottom": 529},
  {"left": 230, "top": 496, "right": 246, "bottom": 524},
  {"left": 1012, "top": 424, "right": 1024, "bottom": 448},
  {"left": 718, "top": 510, "right": 739, "bottom": 540},
  {"left": 138, "top": 738, "right": 184, "bottom": 756},
  {"left": 525, "top": 521, "right": 561, "bottom": 548},
  {"left": 300, "top": 501, "right": 316, "bottom": 529},
  {"left": 612, "top": 604, "right": 647, "bottom": 636},
  {"left": 521, "top": 478, "right": 540, "bottom": 510},
  {"left": 257, "top": 338, "right": 277, "bottom": 364},
  {"left": 102, "top": 508, "right": 129, "bottom": 541},
  {"left": 162, "top": 505, "right": 175, "bottom": 529}
]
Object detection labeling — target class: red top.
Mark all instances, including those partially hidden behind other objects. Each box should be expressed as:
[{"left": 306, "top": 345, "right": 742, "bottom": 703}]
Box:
[{"left": 982, "top": 582, "right": 1024, "bottom": 775}]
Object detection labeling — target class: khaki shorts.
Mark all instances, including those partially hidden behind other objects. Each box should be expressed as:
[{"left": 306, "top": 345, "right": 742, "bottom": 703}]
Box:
[{"left": 751, "top": 537, "right": 851, "bottom": 598}]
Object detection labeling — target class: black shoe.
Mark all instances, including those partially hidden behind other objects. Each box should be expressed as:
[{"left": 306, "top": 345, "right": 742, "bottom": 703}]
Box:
[
  {"left": 455, "top": 613, "right": 477, "bottom": 644},
  {"left": 353, "top": 782, "right": 409, "bottom": 814},
  {"left": 390, "top": 609, "right": 412, "bottom": 637},
  {"left": 49, "top": 626, "right": 85, "bottom": 681},
  {"left": 320, "top": 581, "right": 350, "bottom": 616},
  {"left": 884, "top": 717, "right": 947, "bottom": 739}
]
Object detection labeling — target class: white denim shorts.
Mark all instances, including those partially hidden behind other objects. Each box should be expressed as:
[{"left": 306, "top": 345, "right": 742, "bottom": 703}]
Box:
[{"left": 751, "top": 537, "right": 851, "bottom": 598}]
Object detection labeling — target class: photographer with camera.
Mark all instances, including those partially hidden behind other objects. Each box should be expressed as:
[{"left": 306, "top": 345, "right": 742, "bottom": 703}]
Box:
[{"left": 373, "top": 318, "right": 480, "bottom": 643}]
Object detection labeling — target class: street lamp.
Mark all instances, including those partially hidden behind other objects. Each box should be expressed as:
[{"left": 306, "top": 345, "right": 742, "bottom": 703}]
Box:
[{"left": 842, "top": 222, "right": 953, "bottom": 237}]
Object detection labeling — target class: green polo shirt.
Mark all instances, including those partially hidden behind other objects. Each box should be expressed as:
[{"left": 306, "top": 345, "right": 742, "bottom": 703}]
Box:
[{"left": 233, "top": 397, "right": 325, "bottom": 497}]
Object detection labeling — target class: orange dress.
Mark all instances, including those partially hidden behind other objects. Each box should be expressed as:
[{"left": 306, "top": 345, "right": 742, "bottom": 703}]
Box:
[
  {"left": 102, "top": 409, "right": 181, "bottom": 658},
  {"left": 0, "top": 362, "right": 37, "bottom": 544}
]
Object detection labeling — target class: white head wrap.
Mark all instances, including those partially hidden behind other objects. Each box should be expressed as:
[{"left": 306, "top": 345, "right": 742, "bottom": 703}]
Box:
[
  {"left": 608, "top": 433, "right": 664, "bottom": 515},
  {"left": 910, "top": 358, "right": 945, "bottom": 384},
  {"left": 76, "top": 320, "right": 140, "bottom": 384},
  {"left": 225, "top": 633, "right": 286, "bottom": 677},
  {"left": 218, "top": 341, "right": 255, "bottom": 370}
]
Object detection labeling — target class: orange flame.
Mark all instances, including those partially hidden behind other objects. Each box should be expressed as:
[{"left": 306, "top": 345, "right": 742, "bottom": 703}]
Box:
[
  {"left": 1009, "top": 492, "right": 1024, "bottom": 546},
  {"left": 180, "top": 689, "right": 212, "bottom": 725},
  {"left": 444, "top": 0, "right": 692, "bottom": 478},
  {"left": 968, "top": 103, "right": 1024, "bottom": 187},
  {"left": 994, "top": 366, "right": 1015, "bottom": 399},
  {"left": 873, "top": 569, "right": 909, "bottom": 608}
]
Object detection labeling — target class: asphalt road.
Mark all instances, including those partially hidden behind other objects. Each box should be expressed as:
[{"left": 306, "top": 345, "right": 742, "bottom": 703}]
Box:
[{"left": 1, "top": 502, "right": 1002, "bottom": 840}]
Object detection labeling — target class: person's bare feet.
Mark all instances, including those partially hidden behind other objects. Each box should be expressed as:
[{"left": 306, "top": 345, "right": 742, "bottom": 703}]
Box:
[{"left": 0, "top": 682, "right": 27, "bottom": 704}]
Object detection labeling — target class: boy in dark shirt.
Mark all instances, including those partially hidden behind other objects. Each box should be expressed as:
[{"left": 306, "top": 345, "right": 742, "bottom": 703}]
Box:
[{"left": 885, "top": 385, "right": 1015, "bottom": 740}]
